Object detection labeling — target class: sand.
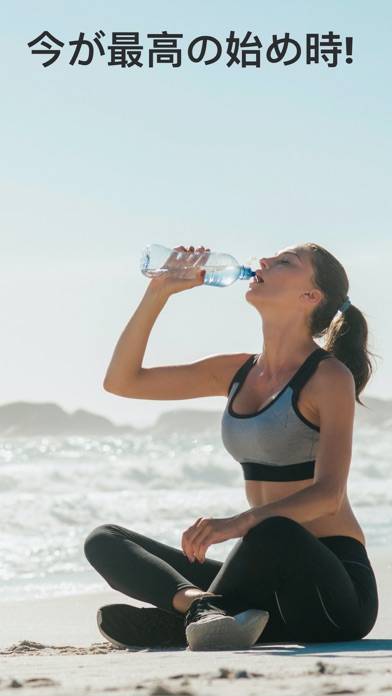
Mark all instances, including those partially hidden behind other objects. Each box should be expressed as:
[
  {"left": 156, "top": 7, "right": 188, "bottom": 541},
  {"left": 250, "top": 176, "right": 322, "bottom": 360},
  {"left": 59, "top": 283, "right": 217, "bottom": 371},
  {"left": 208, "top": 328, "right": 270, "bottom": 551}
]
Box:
[{"left": 0, "top": 548, "right": 391, "bottom": 696}]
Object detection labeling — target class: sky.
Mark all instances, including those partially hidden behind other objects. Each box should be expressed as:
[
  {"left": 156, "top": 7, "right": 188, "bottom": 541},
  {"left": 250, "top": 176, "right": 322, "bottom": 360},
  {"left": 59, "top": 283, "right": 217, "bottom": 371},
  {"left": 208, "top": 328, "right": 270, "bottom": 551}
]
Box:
[{"left": 1, "top": 1, "right": 391, "bottom": 427}]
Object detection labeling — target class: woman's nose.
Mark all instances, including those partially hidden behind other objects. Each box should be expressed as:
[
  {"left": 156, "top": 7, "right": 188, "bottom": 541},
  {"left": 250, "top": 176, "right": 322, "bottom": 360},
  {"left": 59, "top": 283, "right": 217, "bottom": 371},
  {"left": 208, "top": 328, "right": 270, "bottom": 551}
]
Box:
[{"left": 259, "top": 258, "right": 270, "bottom": 269}]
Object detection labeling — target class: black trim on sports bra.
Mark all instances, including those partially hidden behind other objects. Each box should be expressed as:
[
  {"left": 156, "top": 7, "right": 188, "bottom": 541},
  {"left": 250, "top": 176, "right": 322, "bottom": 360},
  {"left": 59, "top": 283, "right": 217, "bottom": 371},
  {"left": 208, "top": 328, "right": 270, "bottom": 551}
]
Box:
[
  {"left": 226, "top": 354, "right": 256, "bottom": 398},
  {"left": 241, "top": 460, "right": 315, "bottom": 481},
  {"left": 291, "top": 391, "right": 320, "bottom": 432},
  {"left": 227, "top": 347, "right": 332, "bottom": 420}
]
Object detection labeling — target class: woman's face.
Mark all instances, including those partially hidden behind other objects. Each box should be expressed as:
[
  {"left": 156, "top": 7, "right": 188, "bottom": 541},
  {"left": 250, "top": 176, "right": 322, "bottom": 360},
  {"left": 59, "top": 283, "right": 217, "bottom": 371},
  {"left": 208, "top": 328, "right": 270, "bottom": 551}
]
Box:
[{"left": 246, "top": 246, "right": 321, "bottom": 312}]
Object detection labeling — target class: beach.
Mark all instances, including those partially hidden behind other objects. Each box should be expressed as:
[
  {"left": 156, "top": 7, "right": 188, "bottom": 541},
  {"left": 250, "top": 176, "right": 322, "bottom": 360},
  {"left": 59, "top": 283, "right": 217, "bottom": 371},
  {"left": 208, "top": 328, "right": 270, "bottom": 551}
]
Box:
[
  {"left": 0, "top": 548, "right": 390, "bottom": 696},
  {"left": 0, "top": 418, "right": 391, "bottom": 694}
]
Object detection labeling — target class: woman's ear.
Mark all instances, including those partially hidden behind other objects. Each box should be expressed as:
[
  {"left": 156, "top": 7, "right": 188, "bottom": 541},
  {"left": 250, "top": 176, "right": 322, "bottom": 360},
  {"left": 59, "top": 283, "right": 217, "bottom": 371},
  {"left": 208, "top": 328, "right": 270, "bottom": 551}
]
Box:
[{"left": 303, "top": 288, "right": 323, "bottom": 306}]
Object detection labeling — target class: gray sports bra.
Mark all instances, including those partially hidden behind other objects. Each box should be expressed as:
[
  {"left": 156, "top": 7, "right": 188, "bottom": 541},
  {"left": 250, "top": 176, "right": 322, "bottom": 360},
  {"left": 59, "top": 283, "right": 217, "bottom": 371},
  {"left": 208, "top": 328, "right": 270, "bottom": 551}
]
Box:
[{"left": 221, "top": 347, "right": 333, "bottom": 482}]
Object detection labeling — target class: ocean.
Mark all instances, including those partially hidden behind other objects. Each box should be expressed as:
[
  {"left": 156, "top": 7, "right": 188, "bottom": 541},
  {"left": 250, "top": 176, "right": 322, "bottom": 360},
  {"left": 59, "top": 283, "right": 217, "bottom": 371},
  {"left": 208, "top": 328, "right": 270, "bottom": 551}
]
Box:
[{"left": 0, "top": 423, "right": 390, "bottom": 601}]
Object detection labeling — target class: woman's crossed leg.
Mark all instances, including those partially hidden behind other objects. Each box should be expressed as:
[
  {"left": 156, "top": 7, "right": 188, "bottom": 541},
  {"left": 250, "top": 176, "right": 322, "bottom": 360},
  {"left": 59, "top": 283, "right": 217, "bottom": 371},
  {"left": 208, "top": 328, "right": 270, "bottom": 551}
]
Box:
[{"left": 84, "top": 515, "right": 377, "bottom": 643}]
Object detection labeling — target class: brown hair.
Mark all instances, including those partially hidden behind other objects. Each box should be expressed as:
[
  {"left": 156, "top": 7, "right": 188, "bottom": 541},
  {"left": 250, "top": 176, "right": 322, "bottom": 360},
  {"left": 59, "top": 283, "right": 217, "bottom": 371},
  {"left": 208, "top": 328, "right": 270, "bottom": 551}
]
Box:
[{"left": 302, "top": 242, "right": 379, "bottom": 406}]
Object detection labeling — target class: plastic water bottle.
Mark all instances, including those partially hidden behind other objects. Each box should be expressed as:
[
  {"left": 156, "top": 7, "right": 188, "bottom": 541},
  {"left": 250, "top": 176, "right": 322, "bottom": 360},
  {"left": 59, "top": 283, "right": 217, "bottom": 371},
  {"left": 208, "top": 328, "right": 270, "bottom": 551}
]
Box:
[{"left": 140, "top": 244, "right": 257, "bottom": 288}]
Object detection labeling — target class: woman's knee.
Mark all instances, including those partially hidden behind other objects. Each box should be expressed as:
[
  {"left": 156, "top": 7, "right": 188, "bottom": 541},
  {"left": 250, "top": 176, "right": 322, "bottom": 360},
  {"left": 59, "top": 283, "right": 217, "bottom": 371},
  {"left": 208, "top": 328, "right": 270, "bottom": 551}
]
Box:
[
  {"left": 243, "top": 515, "right": 305, "bottom": 545},
  {"left": 83, "top": 523, "right": 128, "bottom": 561}
]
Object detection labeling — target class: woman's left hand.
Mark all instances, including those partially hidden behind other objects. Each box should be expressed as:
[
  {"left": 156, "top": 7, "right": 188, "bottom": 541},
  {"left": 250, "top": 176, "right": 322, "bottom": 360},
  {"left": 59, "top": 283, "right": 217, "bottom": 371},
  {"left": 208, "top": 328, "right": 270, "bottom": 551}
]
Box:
[{"left": 181, "top": 514, "right": 249, "bottom": 563}]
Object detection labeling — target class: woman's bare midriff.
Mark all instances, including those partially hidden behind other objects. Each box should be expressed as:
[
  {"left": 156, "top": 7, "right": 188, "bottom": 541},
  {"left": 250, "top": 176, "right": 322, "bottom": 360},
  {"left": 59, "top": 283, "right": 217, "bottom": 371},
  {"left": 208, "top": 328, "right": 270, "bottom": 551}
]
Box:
[
  {"left": 245, "top": 480, "right": 366, "bottom": 547},
  {"left": 230, "top": 351, "right": 366, "bottom": 548}
]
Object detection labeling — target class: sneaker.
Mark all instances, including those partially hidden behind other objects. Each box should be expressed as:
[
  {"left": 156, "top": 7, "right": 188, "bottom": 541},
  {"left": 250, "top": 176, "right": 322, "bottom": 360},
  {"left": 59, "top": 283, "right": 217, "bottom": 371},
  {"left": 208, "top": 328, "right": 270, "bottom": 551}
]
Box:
[
  {"left": 97, "top": 603, "right": 186, "bottom": 649},
  {"left": 184, "top": 594, "right": 269, "bottom": 651}
]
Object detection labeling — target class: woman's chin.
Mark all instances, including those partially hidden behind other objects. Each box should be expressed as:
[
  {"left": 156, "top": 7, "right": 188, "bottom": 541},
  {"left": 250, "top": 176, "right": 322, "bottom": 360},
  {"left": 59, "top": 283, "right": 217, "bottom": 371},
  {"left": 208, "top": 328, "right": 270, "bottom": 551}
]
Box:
[{"left": 245, "top": 289, "right": 260, "bottom": 302}]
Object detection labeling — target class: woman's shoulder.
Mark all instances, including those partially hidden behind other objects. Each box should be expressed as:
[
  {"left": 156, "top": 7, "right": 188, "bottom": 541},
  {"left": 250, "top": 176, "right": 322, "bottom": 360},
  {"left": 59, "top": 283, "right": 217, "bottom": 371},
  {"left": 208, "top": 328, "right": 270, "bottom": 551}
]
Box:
[
  {"left": 311, "top": 352, "right": 356, "bottom": 402},
  {"left": 303, "top": 353, "right": 356, "bottom": 430},
  {"left": 318, "top": 352, "right": 354, "bottom": 380}
]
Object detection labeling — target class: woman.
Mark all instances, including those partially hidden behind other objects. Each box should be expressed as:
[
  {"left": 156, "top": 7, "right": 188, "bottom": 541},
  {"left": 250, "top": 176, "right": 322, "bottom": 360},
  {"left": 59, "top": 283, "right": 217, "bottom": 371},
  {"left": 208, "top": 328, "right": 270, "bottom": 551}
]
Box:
[{"left": 84, "top": 243, "right": 379, "bottom": 651}]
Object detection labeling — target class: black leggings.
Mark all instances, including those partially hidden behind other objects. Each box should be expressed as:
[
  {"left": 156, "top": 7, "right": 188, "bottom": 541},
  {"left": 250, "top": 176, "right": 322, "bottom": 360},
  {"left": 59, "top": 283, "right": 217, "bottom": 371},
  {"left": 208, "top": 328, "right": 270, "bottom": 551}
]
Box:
[{"left": 84, "top": 515, "right": 379, "bottom": 643}]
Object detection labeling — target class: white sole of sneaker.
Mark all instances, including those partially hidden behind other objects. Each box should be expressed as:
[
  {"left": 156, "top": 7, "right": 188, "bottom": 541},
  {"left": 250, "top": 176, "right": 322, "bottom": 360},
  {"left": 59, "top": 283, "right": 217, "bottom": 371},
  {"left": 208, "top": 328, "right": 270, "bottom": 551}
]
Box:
[
  {"left": 96, "top": 608, "right": 129, "bottom": 650},
  {"left": 185, "top": 608, "right": 269, "bottom": 651}
]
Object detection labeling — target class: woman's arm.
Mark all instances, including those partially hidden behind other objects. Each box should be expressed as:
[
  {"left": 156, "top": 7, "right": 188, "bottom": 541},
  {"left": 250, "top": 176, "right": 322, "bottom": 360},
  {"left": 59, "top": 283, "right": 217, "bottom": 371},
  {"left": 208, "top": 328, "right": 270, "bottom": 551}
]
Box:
[
  {"left": 236, "top": 483, "right": 339, "bottom": 536},
  {"left": 103, "top": 244, "right": 206, "bottom": 394},
  {"left": 103, "top": 243, "right": 251, "bottom": 399},
  {"left": 103, "top": 286, "right": 169, "bottom": 392}
]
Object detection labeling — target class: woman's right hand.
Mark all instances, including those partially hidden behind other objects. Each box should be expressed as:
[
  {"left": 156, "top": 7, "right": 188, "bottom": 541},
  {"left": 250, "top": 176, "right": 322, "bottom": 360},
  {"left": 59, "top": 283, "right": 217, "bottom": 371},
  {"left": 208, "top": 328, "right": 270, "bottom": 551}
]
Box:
[{"left": 146, "top": 245, "right": 211, "bottom": 297}]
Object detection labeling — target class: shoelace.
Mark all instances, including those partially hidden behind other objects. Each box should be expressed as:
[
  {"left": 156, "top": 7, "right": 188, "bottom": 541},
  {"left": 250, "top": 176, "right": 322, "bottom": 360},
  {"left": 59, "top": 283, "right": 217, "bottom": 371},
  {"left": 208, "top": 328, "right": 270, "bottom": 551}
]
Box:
[{"left": 184, "top": 594, "right": 227, "bottom": 629}]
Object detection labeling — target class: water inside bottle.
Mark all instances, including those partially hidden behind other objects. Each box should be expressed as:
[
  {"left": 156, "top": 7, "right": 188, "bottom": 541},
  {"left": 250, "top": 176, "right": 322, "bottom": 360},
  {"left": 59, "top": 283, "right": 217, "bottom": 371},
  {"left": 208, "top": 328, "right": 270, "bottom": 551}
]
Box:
[{"left": 142, "top": 264, "right": 230, "bottom": 278}]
